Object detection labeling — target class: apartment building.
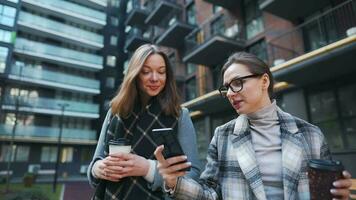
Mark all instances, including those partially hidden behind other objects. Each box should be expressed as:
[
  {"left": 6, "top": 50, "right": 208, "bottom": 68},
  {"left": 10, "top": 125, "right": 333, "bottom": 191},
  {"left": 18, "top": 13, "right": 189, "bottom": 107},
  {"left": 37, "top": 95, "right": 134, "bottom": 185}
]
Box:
[
  {"left": 0, "top": 0, "right": 125, "bottom": 179},
  {"left": 122, "top": 0, "right": 356, "bottom": 174}
]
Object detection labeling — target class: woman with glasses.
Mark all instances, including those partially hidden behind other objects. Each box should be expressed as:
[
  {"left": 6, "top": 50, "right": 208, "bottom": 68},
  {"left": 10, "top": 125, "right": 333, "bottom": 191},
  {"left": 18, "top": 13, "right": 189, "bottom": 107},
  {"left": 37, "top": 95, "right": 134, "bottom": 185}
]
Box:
[
  {"left": 154, "top": 52, "right": 352, "bottom": 199},
  {"left": 88, "top": 44, "right": 201, "bottom": 200}
]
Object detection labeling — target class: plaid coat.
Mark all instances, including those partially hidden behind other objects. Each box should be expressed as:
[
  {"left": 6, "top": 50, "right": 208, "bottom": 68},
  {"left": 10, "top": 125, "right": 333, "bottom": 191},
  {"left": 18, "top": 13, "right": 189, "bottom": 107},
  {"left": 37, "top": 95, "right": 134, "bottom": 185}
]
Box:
[{"left": 173, "top": 107, "right": 331, "bottom": 200}]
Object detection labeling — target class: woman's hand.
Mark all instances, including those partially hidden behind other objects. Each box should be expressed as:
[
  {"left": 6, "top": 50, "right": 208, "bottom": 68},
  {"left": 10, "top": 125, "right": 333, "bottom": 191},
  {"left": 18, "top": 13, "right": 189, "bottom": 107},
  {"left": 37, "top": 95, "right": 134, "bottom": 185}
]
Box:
[
  {"left": 109, "top": 153, "right": 150, "bottom": 178},
  {"left": 92, "top": 153, "right": 150, "bottom": 182},
  {"left": 330, "top": 170, "right": 352, "bottom": 200},
  {"left": 154, "top": 145, "right": 191, "bottom": 189}
]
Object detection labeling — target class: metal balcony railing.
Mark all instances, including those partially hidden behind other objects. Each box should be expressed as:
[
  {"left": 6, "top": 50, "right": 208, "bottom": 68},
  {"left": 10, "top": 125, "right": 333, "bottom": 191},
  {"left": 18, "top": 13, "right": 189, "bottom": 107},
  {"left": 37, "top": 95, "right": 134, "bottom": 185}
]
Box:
[
  {"left": 18, "top": 12, "right": 104, "bottom": 46},
  {"left": 184, "top": 13, "right": 245, "bottom": 56},
  {"left": 9, "top": 64, "right": 100, "bottom": 90},
  {"left": 267, "top": 0, "right": 356, "bottom": 66},
  {"left": 0, "top": 124, "right": 96, "bottom": 141},
  {"left": 3, "top": 95, "right": 99, "bottom": 115}
]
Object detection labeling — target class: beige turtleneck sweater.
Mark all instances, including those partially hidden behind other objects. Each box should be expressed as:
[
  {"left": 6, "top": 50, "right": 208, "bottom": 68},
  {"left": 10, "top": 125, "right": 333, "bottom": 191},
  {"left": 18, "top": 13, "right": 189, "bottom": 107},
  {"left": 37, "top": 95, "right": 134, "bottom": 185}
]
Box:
[{"left": 247, "top": 101, "right": 283, "bottom": 198}]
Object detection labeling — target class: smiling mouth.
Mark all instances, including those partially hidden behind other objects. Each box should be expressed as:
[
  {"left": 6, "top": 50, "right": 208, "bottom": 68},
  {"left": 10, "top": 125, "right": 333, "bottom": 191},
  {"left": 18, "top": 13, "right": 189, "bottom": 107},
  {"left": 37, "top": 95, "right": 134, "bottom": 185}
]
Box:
[{"left": 148, "top": 86, "right": 160, "bottom": 90}]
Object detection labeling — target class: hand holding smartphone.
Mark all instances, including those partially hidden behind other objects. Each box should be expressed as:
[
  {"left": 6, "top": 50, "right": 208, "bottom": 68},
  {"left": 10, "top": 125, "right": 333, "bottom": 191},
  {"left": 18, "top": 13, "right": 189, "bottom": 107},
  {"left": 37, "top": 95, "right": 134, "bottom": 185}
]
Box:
[{"left": 152, "top": 128, "right": 191, "bottom": 171}]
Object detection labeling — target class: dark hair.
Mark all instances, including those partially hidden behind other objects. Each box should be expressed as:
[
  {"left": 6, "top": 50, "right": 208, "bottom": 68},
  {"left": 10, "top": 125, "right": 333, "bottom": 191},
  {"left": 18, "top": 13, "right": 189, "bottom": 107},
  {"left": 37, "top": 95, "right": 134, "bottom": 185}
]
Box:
[
  {"left": 111, "top": 44, "right": 181, "bottom": 118},
  {"left": 221, "top": 52, "right": 274, "bottom": 99}
]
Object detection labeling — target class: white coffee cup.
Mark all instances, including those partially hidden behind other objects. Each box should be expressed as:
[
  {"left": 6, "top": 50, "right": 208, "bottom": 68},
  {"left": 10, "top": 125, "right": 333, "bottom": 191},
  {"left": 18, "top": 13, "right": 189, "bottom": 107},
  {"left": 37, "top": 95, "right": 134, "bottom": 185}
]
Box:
[{"left": 109, "top": 138, "right": 131, "bottom": 154}]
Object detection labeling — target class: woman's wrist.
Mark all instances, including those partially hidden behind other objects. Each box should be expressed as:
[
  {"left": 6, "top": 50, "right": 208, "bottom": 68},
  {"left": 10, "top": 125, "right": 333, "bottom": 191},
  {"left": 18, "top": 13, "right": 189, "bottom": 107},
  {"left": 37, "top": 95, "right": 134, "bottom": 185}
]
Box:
[
  {"left": 92, "top": 160, "right": 101, "bottom": 178},
  {"left": 143, "top": 159, "right": 156, "bottom": 183}
]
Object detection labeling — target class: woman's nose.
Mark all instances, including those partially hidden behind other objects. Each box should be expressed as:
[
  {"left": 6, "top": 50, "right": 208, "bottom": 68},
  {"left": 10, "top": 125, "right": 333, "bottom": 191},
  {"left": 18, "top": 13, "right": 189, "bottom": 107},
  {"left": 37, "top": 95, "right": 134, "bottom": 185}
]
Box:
[
  {"left": 150, "top": 72, "right": 158, "bottom": 82},
  {"left": 226, "top": 87, "right": 235, "bottom": 98}
]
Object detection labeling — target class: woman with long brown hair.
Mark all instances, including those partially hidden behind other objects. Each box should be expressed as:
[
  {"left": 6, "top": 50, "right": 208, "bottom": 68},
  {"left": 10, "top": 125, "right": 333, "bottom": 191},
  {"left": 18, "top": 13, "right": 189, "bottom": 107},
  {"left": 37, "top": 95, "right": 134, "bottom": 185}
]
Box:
[{"left": 88, "top": 44, "right": 201, "bottom": 199}]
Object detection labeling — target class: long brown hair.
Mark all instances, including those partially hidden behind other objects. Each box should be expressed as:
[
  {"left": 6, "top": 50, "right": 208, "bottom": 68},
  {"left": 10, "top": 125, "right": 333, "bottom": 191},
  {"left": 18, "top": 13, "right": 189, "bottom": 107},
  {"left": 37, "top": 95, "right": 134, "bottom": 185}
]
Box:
[
  {"left": 111, "top": 44, "right": 181, "bottom": 118},
  {"left": 221, "top": 52, "right": 275, "bottom": 99}
]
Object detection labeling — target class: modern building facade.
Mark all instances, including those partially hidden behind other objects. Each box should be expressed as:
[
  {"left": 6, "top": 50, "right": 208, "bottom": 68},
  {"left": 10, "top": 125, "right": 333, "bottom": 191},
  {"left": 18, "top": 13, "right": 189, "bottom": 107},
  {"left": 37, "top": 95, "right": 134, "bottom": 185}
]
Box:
[
  {"left": 0, "top": 0, "right": 125, "bottom": 179},
  {"left": 122, "top": 0, "right": 356, "bottom": 174}
]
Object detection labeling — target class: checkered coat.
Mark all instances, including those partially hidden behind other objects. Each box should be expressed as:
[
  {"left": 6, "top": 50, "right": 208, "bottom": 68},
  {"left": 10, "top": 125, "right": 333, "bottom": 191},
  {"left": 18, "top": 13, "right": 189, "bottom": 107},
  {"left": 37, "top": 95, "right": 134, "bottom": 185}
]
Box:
[{"left": 173, "top": 107, "right": 331, "bottom": 200}]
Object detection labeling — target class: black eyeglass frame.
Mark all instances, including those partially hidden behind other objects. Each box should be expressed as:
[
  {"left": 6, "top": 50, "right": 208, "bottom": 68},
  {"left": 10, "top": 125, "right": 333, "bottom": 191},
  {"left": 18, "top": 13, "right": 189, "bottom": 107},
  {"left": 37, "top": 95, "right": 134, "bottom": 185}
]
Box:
[{"left": 218, "top": 74, "right": 263, "bottom": 97}]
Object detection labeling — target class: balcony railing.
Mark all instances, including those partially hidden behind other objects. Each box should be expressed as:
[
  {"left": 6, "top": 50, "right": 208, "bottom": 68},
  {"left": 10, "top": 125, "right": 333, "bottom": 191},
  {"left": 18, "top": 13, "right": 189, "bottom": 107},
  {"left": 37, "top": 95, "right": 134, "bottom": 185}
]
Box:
[
  {"left": 14, "top": 38, "right": 103, "bottom": 70},
  {"left": 9, "top": 64, "right": 100, "bottom": 93},
  {"left": 267, "top": 0, "right": 356, "bottom": 66},
  {"left": 23, "top": 0, "right": 106, "bottom": 25},
  {"left": 183, "top": 13, "right": 245, "bottom": 65},
  {"left": 18, "top": 12, "right": 104, "bottom": 48},
  {"left": 126, "top": 0, "right": 148, "bottom": 26},
  {"left": 125, "top": 27, "right": 151, "bottom": 51},
  {"left": 145, "top": 0, "right": 181, "bottom": 25},
  {"left": 0, "top": 124, "right": 96, "bottom": 142},
  {"left": 3, "top": 95, "right": 99, "bottom": 116}
]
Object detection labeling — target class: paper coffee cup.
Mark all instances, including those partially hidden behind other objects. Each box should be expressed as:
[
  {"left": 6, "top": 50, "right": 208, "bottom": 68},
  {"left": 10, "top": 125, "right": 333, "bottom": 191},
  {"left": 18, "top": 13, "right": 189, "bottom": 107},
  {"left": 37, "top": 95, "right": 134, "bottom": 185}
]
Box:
[
  {"left": 308, "top": 159, "right": 344, "bottom": 200},
  {"left": 109, "top": 138, "right": 131, "bottom": 154}
]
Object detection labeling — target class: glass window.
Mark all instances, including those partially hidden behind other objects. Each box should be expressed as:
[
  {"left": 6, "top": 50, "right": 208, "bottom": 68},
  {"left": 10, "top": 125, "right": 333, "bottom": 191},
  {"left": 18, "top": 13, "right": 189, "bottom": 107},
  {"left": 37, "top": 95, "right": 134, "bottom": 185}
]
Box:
[
  {"left": 6, "top": 0, "right": 19, "bottom": 3},
  {"left": 185, "top": 77, "right": 197, "bottom": 101},
  {"left": 186, "top": 63, "right": 196, "bottom": 75},
  {"left": 15, "top": 146, "right": 30, "bottom": 162},
  {"left": 338, "top": 83, "right": 356, "bottom": 118},
  {"left": 106, "top": 77, "right": 115, "bottom": 88},
  {"left": 0, "top": 145, "right": 29, "bottom": 162},
  {"left": 110, "top": 0, "right": 120, "bottom": 8},
  {"left": 244, "top": 0, "right": 264, "bottom": 39},
  {"left": 186, "top": 3, "right": 196, "bottom": 25},
  {"left": 194, "top": 119, "right": 209, "bottom": 163},
  {"left": 0, "top": 30, "right": 12, "bottom": 43},
  {"left": 309, "top": 90, "right": 338, "bottom": 123},
  {"left": 80, "top": 147, "right": 93, "bottom": 163},
  {"left": 0, "top": 46, "right": 8, "bottom": 73},
  {"left": 0, "top": 4, "right": 16, "bottom": 27},
  {"left": 106, "top": 55, "right": 116, "bottom": 67},
  {"left": 61, "top": 147, "right": 73, "bottom": 163},
  {"left": 212, "top": 5, "right": 222, "bottom": 14},
  {"left": 211, "top": 16, "right": 224, "bottom": 36},
  {"left": 41, "top": 146, "right": 58, "bottom": 162},
  {"left": 248, "top": 40, "right": 268, "bottom": 63},
  {"left": 110, "top": 35, "right": 117, "bottom": 46},
  {"left": 111, "top": 16, "right": 119, "bottom": 26}
]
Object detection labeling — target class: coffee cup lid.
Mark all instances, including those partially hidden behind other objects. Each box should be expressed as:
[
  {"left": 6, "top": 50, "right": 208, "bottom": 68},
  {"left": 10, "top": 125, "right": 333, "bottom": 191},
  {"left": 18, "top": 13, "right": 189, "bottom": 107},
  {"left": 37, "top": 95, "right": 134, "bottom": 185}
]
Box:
[
  {"left": 109, "top": 138, "right": 130, "bottom": 146},
  {"left": 308, "top": 159, "right": 344, "bottom": 171}
]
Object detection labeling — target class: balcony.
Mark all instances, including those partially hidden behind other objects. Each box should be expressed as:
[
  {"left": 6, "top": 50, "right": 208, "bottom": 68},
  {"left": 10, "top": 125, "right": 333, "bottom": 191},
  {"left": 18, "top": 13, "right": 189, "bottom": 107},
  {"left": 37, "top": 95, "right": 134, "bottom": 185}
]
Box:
[
  {"left": 259, "top": 0, "right": 330, "bottom": 21},
  {"left": 0, "top": 124, "right": 97, "bottom": 144},
  {"left": 2, "top": 95, "right": 100, "bottom": 119},
  {"left": 125, "top": 28, "right": 151, "bottom": 51},
  {"left": 183, "top": 13, "right": 245, "bottom": 66},
  {"left": 18, "top": 12, "right": 104, "bottom": 50},
  {"left": 125, "top": 0, "right": 149, "bottom": 27},
  {"left": 71, "top": 0, "right": 107, "bottom": 10},
  {"left": 155, "top": 13, "right": 195, "bottom": 49},
  {"left": 203, "top": 0, "right": 241, "bottom": 9},
  {"left": 7, "top": 64, "right": 100, "bottom": 94},
  {"left": 268, "top": 0, "right": 356, "bottom": 86},
  {"left": 22, "top": 0, "right": 106, "bottom": 28},
  {"left": 145, "top": 0, "right": 181, "bottom": 25},
  {"left": 14, "top": 38, "right": 103, "bottom": 71}
]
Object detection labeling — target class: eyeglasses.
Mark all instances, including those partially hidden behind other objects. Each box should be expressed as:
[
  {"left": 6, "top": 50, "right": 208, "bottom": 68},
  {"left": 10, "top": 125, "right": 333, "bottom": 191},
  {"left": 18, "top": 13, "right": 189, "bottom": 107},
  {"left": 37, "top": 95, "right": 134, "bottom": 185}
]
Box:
[{"left": 218, "top": 74, "right": 262, "bottom": 98}]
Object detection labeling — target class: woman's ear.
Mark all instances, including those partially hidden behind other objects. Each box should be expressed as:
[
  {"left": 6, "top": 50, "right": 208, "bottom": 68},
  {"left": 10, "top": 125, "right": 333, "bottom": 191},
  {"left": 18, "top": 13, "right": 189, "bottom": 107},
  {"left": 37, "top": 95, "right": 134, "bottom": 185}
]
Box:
[{"left": 261, "top": 74, "right": 270, "bottom": 90}]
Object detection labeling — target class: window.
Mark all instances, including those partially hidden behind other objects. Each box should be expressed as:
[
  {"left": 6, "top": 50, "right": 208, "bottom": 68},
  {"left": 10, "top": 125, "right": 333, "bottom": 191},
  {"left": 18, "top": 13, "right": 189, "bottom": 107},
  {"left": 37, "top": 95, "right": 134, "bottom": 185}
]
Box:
[
  {"left": 211, "top": 16, "right": 224, "bottom": 36},
  {"left": 308, "top": 83, "right": 356, "bottom": 151},
  {"left": 41, "top": 146, "right": 57, "bottom": 162},
  {"left": 248, "top": 40, "right": 268, "bottom": 63},
  {"left": 106, "top": 55, "right": 116, "bottom": 67},
  {"left": 80, "top": 147, "right": 93, "bottom": 163},
  {"left": 110, "top": 35, "right": 117, "bottom": 46},
  {"left": 0, "top": 145, "right": 30, "bottom": 162},
  {"left": 185, "top": 78, "right": 197, "bottom": 101},
  {"left": 0, "top": 46, "right": 8, "bottom": 73},
  {"left": 186, "top": 3, "right": 196, "bottom": 25},
  {"left": 212, "top": 5, "right": 222, "bottom": 14},
  {"left": 186, "top": 63, "right": 196, "bottom": 75},
  {"left": 244, "top": 0, "right": 264, "bottom": 39},
  {"left": 61, "top": 147, "right": 73, "bottom": 163},
  {"left": 0, "top": 4, "right": 16, "bottom": 27},
  {"left": 0, "top": 30, "right": 12, "bottom": 43},
  {"left": 110, "top": 0, "right": 120, "bottom": 8},
  {"left": 111, "top": 16, "right": 119, "bottom": 26},
  {"left": 106, "top": 77, "right": 115, "bottom": 88}
]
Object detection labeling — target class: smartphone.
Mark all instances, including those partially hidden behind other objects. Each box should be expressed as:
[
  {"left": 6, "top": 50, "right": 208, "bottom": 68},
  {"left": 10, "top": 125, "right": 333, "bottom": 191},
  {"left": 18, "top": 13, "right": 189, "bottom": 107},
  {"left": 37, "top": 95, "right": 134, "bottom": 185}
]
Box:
[{"left": 152, "top": 128, "right": 190, "bottom": 171}]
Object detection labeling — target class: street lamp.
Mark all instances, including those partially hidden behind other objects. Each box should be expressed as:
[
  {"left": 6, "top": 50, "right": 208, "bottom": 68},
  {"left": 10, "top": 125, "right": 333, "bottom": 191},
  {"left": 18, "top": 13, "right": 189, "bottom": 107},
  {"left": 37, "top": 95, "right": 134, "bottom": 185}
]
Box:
[
  {"left": 5, "top": 64, "right": 23, "bottom": 192},
  {"left": 52, "top": 103, "right": 69, "bottom": 193}
]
